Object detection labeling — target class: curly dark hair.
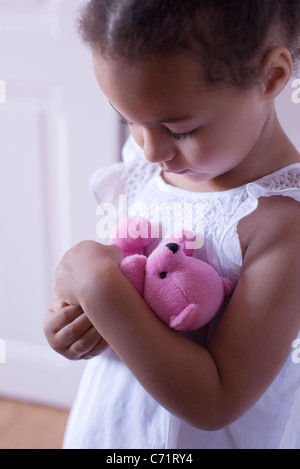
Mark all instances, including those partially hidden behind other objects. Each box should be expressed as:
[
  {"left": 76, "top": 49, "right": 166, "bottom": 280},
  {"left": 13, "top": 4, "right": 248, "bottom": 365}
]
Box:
[{"left": 77, "top": 0, "right": 300, "bottom": 88}]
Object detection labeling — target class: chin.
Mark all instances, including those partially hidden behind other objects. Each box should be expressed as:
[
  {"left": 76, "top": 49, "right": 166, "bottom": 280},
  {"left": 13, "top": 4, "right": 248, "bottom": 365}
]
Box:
[{"left": 180, "top": 171, "right": 211, "bottom": 182}]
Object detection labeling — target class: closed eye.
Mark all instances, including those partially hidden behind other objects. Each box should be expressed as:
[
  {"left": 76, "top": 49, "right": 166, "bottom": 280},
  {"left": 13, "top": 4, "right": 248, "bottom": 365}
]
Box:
[
  {"left": 168, "top": 129, "right": 196, "bottom": 141},
  {"left": 118, "top": 115, "right": 132, "bottom": 126},
  {"left": 119, "top": 116, "right": 196, "bottom": 141}
]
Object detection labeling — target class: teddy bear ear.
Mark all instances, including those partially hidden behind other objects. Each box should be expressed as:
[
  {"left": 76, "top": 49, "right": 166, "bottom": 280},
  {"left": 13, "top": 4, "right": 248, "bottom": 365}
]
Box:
[
  {"left": 167, "top": 230, "right": 198, "bottom": 256},
  {"left": 108, "top": 217, "right": 153, "bottom": 256}
]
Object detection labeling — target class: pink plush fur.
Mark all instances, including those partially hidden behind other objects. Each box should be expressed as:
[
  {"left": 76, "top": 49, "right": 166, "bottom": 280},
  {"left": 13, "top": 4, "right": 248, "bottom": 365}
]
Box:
[{"left": 110, "top": 217, "right": 234, "bottom": 331}]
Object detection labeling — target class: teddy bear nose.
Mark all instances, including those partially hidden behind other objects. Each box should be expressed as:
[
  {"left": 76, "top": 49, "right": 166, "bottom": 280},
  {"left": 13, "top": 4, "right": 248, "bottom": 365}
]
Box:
[{"left": 166, "top": 243, "right": 179, "bottom": 254}]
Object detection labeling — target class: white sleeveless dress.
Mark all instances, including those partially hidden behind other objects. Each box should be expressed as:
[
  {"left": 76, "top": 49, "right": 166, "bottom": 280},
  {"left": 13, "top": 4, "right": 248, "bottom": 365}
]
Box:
[{"left": 63, "top": 136, "right": 300, "bottom": 449}]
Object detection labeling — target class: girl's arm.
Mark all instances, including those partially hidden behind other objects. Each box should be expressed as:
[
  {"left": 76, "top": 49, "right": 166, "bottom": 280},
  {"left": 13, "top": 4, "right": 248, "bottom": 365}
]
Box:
[{"left": 55, "top": 197, "right": 300, "bottom": 430}]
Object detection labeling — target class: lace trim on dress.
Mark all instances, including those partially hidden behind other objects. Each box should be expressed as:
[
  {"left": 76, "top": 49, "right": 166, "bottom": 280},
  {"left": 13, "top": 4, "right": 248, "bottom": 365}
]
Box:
[{"left": 220, "top": 165, "right": 300, "bottom": 277}]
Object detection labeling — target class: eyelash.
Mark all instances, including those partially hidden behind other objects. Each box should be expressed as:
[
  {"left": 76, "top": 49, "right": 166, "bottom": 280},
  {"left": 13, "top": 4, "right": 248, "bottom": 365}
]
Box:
[
  {"left": 168, "top": 129, "right": 196, "bottom": 141},
  {"left": 118, "top": 116, "right": 196, "bottom": 141}
]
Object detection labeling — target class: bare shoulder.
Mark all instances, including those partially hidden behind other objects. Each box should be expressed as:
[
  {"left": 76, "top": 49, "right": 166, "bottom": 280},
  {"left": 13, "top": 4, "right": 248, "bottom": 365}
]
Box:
[
  {"left": 238, "top": 195, "right": 300, "bottom": 263},
  {"left": 207, "top": 195, "right": 300, "bottom": 422}
]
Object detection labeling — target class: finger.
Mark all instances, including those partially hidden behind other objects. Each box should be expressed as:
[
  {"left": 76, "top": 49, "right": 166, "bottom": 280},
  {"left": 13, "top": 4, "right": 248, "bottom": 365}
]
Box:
[
  {"left": 81, "top": 338, "right": 108, "bottom": 360},
  {"left": 67, "top": 327, "right": 107, "bottom": 360},
  {"left": 47, "top": 304, "right": 86, "bottom": 335},
  {"left": 44, "top": 303, "right": 76, "bottom": 341},
  {"left": 48, "top": 297, "right": 69, "bottom": 313},
  {"left": 54, "top": 310, "right": 94, "bottom": 348}
]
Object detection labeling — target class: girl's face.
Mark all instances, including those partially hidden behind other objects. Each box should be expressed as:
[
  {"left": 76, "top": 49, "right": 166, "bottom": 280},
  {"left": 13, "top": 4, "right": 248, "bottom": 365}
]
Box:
[{"left": 93, "top": 52, "right": 270, "bottom": 191}]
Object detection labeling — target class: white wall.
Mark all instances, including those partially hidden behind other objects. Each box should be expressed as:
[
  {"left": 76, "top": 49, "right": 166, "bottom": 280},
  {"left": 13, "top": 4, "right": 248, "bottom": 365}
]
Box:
[
  {"left": 0, "top": 0, "right": 120, "bottom": 409},
  {"left": 0, "top": 1, "right": 299, "bottom": 411}
]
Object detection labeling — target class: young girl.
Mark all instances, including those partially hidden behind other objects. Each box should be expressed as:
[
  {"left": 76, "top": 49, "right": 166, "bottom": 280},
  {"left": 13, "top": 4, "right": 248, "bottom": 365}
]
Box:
[{"left": 44, "top": 0, "right": 300, "bottom": 449}]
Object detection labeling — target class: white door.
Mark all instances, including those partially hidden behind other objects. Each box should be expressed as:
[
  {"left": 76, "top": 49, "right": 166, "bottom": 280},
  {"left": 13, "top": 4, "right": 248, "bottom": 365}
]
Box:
[{"left": 0, "top": 0, "right": 120, "bottom": 408}]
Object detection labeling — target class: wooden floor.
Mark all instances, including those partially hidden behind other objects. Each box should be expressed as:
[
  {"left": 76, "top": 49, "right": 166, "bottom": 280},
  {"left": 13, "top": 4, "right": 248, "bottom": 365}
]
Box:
[{"left": 0, "top": 398, "right": 70, "bottom": 449}]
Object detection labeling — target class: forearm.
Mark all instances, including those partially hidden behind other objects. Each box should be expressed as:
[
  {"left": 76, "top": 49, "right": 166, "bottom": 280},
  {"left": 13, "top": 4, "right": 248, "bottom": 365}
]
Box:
[{"left": 81, "top": 264, "right": 228, "bottom": 430}]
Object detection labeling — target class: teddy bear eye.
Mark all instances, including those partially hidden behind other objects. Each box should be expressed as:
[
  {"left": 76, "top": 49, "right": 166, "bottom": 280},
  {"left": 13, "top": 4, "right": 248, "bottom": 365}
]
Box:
[{"left": 159, "top": 272, "right": 167, "bottom": 279}]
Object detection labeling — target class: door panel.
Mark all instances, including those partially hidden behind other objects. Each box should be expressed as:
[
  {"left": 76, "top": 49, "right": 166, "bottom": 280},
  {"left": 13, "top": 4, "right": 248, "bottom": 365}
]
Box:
[{"left": 0, "top": 0, "right": 119, "bottom": 408}]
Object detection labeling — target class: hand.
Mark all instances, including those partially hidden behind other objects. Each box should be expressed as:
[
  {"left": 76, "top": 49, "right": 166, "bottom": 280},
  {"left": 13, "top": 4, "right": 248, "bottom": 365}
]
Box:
[
  {"left": 54, "top": 240, "right": 123, "bottom": 307},
  {"left": 43, "top": 298, "right": 108, "bottom": 360}
]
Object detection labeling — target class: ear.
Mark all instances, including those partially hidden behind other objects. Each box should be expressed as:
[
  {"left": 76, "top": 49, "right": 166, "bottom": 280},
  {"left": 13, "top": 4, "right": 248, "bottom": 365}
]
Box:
[
  {"left": 120, "top": 255, "right": 147, "bottom": 297},
  {"left": 262, "top": 46, "right": 293, "bottom": 100}
]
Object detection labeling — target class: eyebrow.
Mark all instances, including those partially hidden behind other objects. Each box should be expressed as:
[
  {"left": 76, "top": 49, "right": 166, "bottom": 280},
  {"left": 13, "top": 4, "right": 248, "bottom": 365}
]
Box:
[{"left": 109, "top": 102, "right": 192, "bottom": 124}]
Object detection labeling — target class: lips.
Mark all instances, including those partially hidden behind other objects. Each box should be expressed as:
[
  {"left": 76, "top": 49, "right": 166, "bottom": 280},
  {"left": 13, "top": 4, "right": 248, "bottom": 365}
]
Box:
[{"left": 176, "top": 170, "right": 189, "bottom": 175}]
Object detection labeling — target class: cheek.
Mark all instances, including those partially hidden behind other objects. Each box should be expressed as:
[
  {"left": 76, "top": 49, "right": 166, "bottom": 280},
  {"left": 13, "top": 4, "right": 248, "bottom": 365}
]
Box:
[
  {"left": 182, "top": 131, "right": 238, "bottom": 173},
  {"left": 191, "top": 121, "right": 241, "bottom": 162},
  {"left": 181, "top": 133, "right": 215, "bottom": 165}
]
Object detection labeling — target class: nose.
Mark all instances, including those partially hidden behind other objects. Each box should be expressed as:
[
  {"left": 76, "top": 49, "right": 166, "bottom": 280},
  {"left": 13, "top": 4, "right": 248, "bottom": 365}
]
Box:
[
  {"left": 143, "top": 127, "right": 175, "bottom": 164},
  {"left": 166, "top": 243, "right": 179, "bottom": 254}
]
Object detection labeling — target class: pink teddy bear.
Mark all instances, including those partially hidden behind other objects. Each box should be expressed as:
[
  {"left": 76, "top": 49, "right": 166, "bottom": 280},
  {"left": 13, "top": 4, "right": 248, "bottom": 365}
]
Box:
[{"left": 109, "top": 217, "right": 234, "bottom": 331}]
